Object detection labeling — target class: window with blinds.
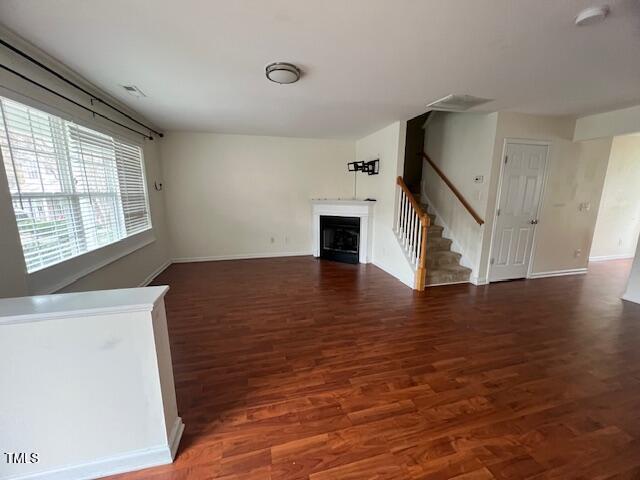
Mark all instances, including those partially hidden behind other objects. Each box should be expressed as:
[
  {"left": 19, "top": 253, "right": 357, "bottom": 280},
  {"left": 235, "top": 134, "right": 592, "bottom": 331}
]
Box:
[{"left": 0, "top": 97, "right": 151, "bottom": 273}]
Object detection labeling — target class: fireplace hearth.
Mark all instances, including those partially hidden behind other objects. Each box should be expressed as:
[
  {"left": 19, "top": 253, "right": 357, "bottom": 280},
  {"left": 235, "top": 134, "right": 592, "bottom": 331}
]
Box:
[{"left": 320, "top": 215, "right": 360, "bottom": 264}]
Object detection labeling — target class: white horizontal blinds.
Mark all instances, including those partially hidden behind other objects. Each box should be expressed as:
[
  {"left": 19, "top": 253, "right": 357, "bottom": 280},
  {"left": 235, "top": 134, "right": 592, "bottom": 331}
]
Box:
[
  {"left": 114, "top": 139, "right": 150, "bottom": 235},
  {"left": 0, "top": 96, "right": 151, "bottom": 273},
  {"left": 67, "top": 124, "right": 126, "bottom": 252}
]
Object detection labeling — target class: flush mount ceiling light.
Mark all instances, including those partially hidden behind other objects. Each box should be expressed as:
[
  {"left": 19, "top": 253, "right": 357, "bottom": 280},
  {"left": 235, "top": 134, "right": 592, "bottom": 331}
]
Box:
[
  {"left": 265, "top": 62, "right": 301, "bottom": 84},
  {"left": 575, "top": 5, "right": 610, "bottom": 26}
]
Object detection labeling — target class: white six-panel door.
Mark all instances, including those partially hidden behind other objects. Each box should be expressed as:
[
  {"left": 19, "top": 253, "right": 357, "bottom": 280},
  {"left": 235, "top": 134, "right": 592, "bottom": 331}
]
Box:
[{"left": 489, "top": 142, "right": 549, "bottom": 282}]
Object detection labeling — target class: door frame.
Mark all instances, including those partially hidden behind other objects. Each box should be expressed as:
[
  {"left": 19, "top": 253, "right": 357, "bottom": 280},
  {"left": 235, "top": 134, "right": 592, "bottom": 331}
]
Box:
[{"left": 487, "top": 138, "right": 552, "bottom": 282}]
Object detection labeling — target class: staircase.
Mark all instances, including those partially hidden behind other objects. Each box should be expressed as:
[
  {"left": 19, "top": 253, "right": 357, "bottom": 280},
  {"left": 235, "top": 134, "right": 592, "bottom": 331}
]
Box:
[
  {"left": 395, "top": 152, "right": 482, "bottom": 289},
  {"left": 417, "top": 198, "right": 471, "bottom": 286},
  {"left": 394, "top": 176, "right": 471, "bottom": 289}
]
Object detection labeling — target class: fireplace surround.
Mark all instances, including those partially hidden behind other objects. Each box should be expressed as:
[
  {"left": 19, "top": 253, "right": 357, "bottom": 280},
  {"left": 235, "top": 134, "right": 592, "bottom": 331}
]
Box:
[{"left": 311, "top": 199, "right": 375, "bottom": 264}]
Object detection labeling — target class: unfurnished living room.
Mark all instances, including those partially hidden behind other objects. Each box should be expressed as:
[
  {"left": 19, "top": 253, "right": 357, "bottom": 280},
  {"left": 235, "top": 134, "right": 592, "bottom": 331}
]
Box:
[{"left": 2, "top": 1, "right": 640, "bottom": 479}]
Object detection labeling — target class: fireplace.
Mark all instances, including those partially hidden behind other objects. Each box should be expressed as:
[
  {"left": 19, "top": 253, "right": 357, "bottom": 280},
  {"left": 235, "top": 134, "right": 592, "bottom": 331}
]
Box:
[
  {"left": 320, "top": 215, "right": 360, "bottom": 264},
  {"left": 311, "top": 199, "right": 374, "bottom": 264}
]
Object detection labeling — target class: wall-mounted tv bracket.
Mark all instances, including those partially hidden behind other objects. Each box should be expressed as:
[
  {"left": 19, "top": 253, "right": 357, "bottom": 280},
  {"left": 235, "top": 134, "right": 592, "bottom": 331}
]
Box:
[
  {"left": 347, "top": 159, "right": 380, "bottom": 175},
  {"left": 347, "top": 159, "right": 379, "bottom": 198}
]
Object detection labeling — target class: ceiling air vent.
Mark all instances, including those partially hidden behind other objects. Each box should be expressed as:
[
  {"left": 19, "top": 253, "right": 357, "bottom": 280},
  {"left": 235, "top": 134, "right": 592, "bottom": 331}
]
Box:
[
  {"left": 426, "top": 94, "right": 492, "bottom": 112},
  {"left": 121, "top": 85, "right": 146, "bottom": 98}
]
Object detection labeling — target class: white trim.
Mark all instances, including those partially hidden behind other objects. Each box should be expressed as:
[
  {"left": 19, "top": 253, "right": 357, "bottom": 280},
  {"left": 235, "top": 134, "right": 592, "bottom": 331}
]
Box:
[
  {"left": 487, "top": 139, "right": 552, "bottom": 283},
  {"left": 527, "top": 268, "right": 588, "bottom": 279},
  {"left": 0, "top": 286, "right": 169, "bottom": 325},
  {"left": 172, "top": 251, "right": 312, "bottom": 263},
  {"left": 372, "top": 259, "right": 414, "bottom": 288},
  {"left": 167, "top": 417, "right": 185, "bottom": 460},
  {"left": 27, "top": 231, "right": 156, "bottom": 295},
  {"left": 311, "top": 200, "right": 375, "bottom": 264},
  {"left": 589, "top": 254, "right": 635, "bottom": 262},
  {"left": 622, "top": 292, "right": 640, "bottom": 304},
  {"left": 139, "top": 259, "right": 172, "bottom": 287},
  {"left": 3, "top": 445, "right": 173, "bottom": 480},
  {"left": 426, "top": 280, "right": 470, "bottom": 287},
  {"left": 470, "top": 275, "right": 488, "bottom": 286}
]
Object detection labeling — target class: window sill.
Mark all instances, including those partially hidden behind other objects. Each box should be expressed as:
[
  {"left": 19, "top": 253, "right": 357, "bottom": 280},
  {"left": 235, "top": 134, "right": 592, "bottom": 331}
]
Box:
[{"left": 26, "top": 229, "right": 156, "bottom": 295}]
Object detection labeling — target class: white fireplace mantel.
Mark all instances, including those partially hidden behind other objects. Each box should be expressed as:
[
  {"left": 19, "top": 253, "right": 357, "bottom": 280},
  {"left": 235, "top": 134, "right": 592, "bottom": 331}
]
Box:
[{"left": 311, "top": 199, "right": 375, "bottom": 263}]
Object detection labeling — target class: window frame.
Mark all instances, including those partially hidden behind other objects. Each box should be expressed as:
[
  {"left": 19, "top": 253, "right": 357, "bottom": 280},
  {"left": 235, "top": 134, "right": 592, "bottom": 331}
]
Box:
[{"left": 0, "top": 89, "right": 156, "bottom": 294}]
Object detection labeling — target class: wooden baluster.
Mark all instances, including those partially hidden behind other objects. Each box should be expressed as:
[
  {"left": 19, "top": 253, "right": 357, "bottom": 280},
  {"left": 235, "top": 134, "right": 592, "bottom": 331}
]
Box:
[
  {"left": 399, "top": 193, "right": 404, "bottom": 241},
  {"left": 401, "top": 193, "right": 407, "bottom": 244},
  {"left": 416, "top": 218, "right": 423, "bottom": 266},
  {"left": 404, "top": 195, "right": 410, "bottom": 246},
  {"left": 413, "top": 211, "right": 420, "bottom": 264},
  {"left": 409, "top": 209, "right": 415, "bottom": 258},
  {"left": 395, "top": 187, "right": 402, "bottom": 233},
  {"left": 411, "top": 210, "right": 420, "bottom": 265}
]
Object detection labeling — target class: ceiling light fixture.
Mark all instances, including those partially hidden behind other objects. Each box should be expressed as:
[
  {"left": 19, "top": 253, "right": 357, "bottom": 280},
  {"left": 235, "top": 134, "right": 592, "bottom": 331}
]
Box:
[
  {"left": 265, "top": 62, "right": 301, "bottom": 84},
  {"left": 575, "top": 5, "right": 610, "bottom": 26}
]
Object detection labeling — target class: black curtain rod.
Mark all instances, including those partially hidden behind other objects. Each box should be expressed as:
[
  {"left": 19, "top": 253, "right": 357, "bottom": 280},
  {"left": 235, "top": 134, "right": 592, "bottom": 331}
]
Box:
[
  {"left": 1, "top": 64, "right": 155, "bottom": 140},
  {"left": 0, "top": 38, "right": 163, "bottom": 138}
]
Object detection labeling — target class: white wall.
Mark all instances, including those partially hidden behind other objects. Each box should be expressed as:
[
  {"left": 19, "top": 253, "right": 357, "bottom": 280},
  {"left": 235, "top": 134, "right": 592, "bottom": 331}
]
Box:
[
  {"left": 160, "top": 132, "right": 354, "bottom": 261},
  {"left": 421, "top": 111, "right": 612, "bottom": 283},
  {"left": 356, "top": 121, "right": 415, "bottom": 287},
  {"left": 480, "top": 112, "right": 612, "bottom": 280},
  {"left": 0, "top": 28, "right": 170, "bottom": 298},
  {"left": 624, "top": 235, "right": 640, "bottom": 304},
  {"left": 574, "top": 104, "right": 640, "bottom": 141},
  {"left": 0, "top": 288, "right": 181, "bottom": 480},
  {"left": 422, "top": 112, "right": 498, "bottom": 281},
  {"left": 590, "top": 136, "right": 640, "bottom": 260}
]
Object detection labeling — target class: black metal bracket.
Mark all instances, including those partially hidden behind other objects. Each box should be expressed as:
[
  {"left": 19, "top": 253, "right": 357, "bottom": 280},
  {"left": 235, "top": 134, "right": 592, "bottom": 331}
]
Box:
[{"left": 348, "top": 159, "right": 379, "bottom": 175}]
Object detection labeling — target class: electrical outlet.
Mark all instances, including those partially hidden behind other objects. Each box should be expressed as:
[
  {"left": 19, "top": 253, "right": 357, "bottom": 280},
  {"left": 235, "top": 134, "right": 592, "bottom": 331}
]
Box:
[
  {"left": 574, "top": 249, "right": 582, "bottom": 258},
  {"left": 474, "top": 175, "right": 484, "bottom": 183},
  {"left": 270, "top": 236, "right": 275, "bottom": 244}
]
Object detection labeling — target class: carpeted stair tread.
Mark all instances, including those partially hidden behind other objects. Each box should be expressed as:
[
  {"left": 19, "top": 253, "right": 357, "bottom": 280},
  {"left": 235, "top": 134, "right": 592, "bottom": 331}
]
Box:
[
  {"left": 426, "top": 264, "right": 472, "bottom": 285},
  {"left": 427, "top": 250, "right": 462, "bottom": 267}
]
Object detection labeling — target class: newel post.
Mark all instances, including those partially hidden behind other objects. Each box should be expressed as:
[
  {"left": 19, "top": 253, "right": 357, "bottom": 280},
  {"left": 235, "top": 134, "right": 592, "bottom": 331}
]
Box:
[{"left": 415, "top": 214, "right": 429, "bottom": 290}]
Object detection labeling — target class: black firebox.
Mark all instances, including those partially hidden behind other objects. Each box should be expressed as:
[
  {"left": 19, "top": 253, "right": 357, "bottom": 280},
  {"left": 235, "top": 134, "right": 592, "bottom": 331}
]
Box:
[{"left": 320, "top": 215, "right": 360, "bottom": 264}]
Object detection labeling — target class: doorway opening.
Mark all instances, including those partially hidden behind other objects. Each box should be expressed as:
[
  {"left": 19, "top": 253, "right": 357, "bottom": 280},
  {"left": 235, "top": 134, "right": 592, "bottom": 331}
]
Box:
[{"left": 588, "top": 134, "right": 640, "bottom": 265}]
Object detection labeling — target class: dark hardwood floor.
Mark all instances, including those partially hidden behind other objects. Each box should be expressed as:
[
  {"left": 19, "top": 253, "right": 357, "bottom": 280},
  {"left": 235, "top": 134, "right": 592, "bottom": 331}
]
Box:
[{"left": 107, "top": 257, "right": 640, "bottom": 480}]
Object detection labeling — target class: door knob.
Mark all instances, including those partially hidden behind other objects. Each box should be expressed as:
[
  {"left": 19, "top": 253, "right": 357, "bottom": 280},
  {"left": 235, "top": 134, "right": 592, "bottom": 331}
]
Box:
[{"left": 530, "top": 219, "right": 538, "bottom": 225}]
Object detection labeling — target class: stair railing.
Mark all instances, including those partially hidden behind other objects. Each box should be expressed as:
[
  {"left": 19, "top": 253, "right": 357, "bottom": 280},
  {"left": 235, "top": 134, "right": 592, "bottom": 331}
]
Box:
[
  {"left": 395, "top": 176, "right": 430, "bottom": 290},
  {"left": 420, "top": 152, "right": 484, "bottom": 225}
]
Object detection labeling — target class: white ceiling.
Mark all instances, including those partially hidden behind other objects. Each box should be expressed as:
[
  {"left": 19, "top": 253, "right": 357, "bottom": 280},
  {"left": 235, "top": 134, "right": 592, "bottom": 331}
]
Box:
[{"left": 1, "top": 0, "right": 640, "bottom": 139}]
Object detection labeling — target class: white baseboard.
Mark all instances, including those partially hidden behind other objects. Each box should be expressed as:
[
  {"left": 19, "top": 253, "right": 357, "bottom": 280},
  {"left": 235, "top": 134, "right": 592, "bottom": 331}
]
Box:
[
  {"left": 622, "top": 292, "right": 640, "bottom": 305},
  {"left": 5, "top": 419, "right": 184, "bottom": 480},
  {"left": 168, "top": 417, "right": 185, "bottom": 460},
  {"left": 372, "top": 259, "right": 414, "bottom": 289},
  {"left": 527, "top": 268, "right": 588, "bottom": 279},
  {"left": 589, "top": 254, "right": 635, "bottom": 262},
  {"left": 172, "top": 251, "right": 312, "bottom": 263},
  {"left": 470, "top": 275, "right": 488, "bottom": 286},
  {"left": 139, "top": 260, "right": 172, "bottom": 287},
  {"left": 5, "top": 445, "right": 173, "bottom": 480}
]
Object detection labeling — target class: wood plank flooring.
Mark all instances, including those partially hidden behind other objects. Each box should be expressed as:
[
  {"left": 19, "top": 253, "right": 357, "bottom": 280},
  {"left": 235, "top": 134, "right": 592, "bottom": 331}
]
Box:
[{"left": 107, "top": 257, "right": 640, "bottom": 480}]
